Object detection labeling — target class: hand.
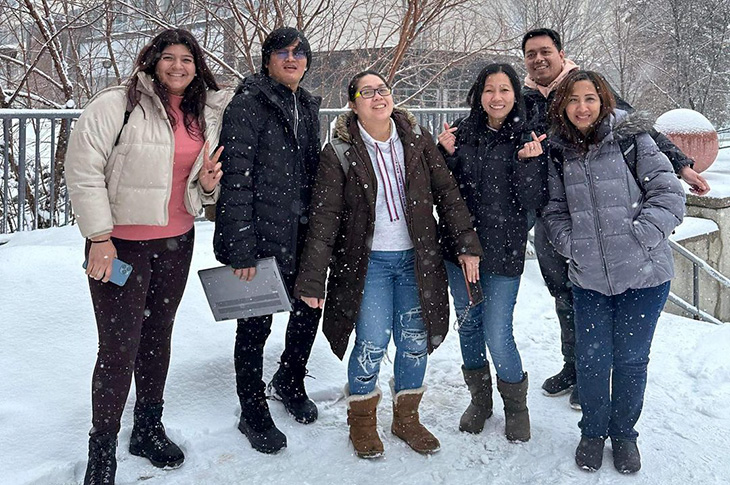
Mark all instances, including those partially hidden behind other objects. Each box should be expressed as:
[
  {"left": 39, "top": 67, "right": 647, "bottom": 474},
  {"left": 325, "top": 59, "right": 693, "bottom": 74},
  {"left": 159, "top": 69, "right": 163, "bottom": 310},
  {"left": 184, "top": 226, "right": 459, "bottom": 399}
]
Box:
[
  {"left": 517, "top": 131, "right": 547, "bottom": 159},
  {"left": 86, "top": 235, "right": 117, "bottom": 283},
  {"left": 437, "top": 122, "right": 458, "bottom": 155},
  {"left": 679, "top": 166, "right": 710, "bottom": 195},
  {"left": 233, "top": 266, "right": 257, "bottom": 281},
  {"left": 458, "top": 254, "right": 480, "bottom": 283},
  {"left": 301, "top": 296, "right": 325, "bottom": 309},
  {"left": 199, "top": 141, "right": 224, "bottom": 193}
]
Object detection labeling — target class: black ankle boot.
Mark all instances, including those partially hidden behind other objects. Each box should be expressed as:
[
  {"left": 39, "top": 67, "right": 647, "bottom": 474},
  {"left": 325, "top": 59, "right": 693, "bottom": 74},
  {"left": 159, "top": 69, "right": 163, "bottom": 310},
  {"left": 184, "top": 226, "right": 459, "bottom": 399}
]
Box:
[
  {"left": 542, "top": 362, "right": 576, "bottom": 396},
  {"left": 129, "top": 402, "right": 185, "bottom": 468},
  {"left": 575, "top": 436, "right": 606, "bottom": 471},
  {"left": 612, "top": 438, "right": 641, "bottom": 473},
  {"left": 83, "top": 433, "right": 117, "bottom": 485},
  {"left": 268, "top": 365, "right": 318, "bottom": 424},
  {"left": 239, "top": 396, "right": 287, "bottom": 454}
]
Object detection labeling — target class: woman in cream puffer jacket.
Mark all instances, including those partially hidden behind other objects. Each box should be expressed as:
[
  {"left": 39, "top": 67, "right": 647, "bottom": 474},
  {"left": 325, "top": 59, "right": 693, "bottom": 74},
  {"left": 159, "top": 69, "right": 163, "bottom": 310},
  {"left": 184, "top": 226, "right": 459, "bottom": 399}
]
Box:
[{"left": 65, "top": 28, "right": 232, "bottom": 485}]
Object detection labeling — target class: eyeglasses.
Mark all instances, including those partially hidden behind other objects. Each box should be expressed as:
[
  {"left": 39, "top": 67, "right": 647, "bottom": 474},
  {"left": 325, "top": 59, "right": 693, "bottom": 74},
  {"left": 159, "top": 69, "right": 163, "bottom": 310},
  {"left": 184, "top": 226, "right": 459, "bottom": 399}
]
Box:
[
  {"left": 273, "top": 48, "right": 307, "bottom": 61},
  {"left": 355, "top": 86, "right": 392, "bottom": 99}
]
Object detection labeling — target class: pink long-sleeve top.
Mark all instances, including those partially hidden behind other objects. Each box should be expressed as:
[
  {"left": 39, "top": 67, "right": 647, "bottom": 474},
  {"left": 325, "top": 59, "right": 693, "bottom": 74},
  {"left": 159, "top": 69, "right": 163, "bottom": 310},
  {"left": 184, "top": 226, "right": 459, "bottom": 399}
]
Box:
[{"left": 111, "top": 94, "right": 204, "bottom": 241}]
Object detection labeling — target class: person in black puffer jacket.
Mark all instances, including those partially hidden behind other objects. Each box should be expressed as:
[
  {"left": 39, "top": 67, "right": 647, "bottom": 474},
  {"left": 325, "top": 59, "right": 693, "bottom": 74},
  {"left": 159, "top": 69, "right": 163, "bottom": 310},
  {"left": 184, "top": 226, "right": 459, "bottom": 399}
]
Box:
[
  {"left": 437, "top": 63, "right": 547, "bottom": 443},
  {"left": 213, "top": 27, "right": 322, "bottom": 455}
]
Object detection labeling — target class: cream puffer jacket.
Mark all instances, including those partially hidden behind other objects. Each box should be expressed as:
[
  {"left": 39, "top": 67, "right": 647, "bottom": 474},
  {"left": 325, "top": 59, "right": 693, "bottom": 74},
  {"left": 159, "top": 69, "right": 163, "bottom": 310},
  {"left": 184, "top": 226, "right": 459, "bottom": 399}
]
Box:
[{"left": 65, "top": 72, "right": 233, "bottom": 238}]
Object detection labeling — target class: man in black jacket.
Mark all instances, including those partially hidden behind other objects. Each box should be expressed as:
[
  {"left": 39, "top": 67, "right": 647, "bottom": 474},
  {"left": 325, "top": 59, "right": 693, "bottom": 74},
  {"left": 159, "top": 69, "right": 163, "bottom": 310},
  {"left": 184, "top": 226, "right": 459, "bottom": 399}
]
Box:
[
  {"left": 214, "top": 27, "right": 322, "bottom": 454},
  {"left": 521, "top": 28, "right": 710, "bottom": 409}
]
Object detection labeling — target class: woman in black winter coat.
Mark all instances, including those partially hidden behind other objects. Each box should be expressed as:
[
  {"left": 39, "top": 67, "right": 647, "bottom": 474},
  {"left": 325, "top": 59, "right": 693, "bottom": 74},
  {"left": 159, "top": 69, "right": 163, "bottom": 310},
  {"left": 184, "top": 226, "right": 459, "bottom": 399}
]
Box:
[{"left": 437, "top": 63, "right": 547, "bottom": 442}]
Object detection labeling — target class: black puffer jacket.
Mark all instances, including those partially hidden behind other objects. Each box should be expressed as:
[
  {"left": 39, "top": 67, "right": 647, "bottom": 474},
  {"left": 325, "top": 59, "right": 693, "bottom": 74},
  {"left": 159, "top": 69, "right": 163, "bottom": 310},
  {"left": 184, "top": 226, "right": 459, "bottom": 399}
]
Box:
[
  {"left": 441, "top": 115, "right": 547, "bottom": 277},
  {"left": 214, "top": 74, "right": 322, "bottom": 274},
  {"left": 522, "top": 84, "right": 693, "bottom": 173}
]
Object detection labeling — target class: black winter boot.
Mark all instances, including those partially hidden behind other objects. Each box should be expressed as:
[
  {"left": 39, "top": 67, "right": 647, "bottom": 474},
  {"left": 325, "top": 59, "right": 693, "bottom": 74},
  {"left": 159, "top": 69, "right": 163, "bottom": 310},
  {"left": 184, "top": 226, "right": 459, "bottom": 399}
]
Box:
[
  {"left": 239, "top": 395, "right": 287, "bottom": 454},
  {"left": 459, "top": 365, "right": 493, "bottom": 434},
  {"left": 497, "top": 373, "right": 531, "bottom": 442},
  {"left": 542, "top": 362, "right": 576, "bottom": 396},
  {"left": 129, "top": 402, "right": 185, "bottom": 468},
  {"left": 83, "top": 433, "right": 117, "bottom": 485},
  {"left": 569, "top": 386, "right": 581, "bottom": 410},
  {"left": 612, "top": 438, "right": 641, "bottom": 473},
  {"left": 268, "top": 364, "right": 318, "bottom": 424},
  {"left": 575, "top": 436, "right": 606, "bottom": 471}
]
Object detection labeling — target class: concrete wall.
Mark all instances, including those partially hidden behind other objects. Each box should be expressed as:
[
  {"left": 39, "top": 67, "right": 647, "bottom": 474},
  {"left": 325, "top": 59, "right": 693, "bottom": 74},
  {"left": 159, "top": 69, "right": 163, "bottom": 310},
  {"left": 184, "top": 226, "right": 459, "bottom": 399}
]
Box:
[{"left": 667, "top": 196, "right": 730, "bottom": 323}]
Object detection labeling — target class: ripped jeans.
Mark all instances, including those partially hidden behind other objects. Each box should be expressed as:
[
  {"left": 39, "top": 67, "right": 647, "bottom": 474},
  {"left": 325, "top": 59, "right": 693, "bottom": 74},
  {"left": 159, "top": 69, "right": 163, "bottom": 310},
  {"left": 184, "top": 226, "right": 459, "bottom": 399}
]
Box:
[{"left": 347, "top": 249, "right": 428, "bottom": 395}]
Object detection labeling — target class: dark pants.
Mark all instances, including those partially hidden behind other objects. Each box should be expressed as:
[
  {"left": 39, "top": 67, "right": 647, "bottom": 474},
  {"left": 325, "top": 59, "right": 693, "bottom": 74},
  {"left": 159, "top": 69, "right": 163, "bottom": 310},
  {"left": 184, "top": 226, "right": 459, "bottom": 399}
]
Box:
[
  {"left": 87, "top": 229, "right": 194, "bottom": 437},
  {"left": 572, "top": 282, "right": 670, "bottom": 441},
  {"left": 534, "top": 217, "right": 575, "bottom": 365},
  {"left": 234, "top": 272, "right": 321, "bottom": 415}
]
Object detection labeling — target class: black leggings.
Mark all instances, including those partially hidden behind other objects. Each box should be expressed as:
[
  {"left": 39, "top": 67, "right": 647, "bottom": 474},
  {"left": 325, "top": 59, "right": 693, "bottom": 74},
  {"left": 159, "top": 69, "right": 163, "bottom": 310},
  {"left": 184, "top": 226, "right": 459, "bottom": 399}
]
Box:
[{"left": 86, "top": 229, "right": 194, "bottom": 436}]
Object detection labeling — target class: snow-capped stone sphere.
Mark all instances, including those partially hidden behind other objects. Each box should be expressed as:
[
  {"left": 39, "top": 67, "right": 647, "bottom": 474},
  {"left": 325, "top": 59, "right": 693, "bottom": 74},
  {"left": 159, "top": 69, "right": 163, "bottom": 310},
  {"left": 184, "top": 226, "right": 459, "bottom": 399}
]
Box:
[{"left": 655, "top": 109, "right": 718, "bottom": 173}]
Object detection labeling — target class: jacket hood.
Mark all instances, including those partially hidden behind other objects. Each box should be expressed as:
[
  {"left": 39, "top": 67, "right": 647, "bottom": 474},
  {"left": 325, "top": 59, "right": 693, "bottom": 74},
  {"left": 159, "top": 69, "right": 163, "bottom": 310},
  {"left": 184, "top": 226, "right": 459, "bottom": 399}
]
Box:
[
  {"left": 612, "top": 109, "right": 656, "bottom": 139},
  {"left": 333, "top": 107, "right": 418, "bottom": 143}
]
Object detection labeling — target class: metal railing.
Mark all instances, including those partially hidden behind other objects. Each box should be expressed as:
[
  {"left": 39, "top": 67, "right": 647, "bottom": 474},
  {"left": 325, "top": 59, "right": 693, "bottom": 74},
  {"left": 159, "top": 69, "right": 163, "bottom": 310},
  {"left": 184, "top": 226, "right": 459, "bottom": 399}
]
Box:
[
  {"left": 668, "top": 239, "right": 730, "bottom": 324},
  {"left": 1, "top": 109, "right": 82, "bottom": 233},
  {"left": 1, "top": 107, "right": 469, "bottom": 235}
]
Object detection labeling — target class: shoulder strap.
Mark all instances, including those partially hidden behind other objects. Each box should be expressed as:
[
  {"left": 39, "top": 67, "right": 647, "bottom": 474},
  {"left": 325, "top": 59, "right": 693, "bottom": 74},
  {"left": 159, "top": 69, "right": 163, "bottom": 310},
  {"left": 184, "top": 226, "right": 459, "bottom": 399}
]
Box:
[
  {"left": 618, "top": 135, "right": 644, "bottom": 194},
  {"left": 331, "top": 138, "right": 351, "bottom": 175},
  {"left": 114, "top": 100, "right": 135, "bottom": 147}
]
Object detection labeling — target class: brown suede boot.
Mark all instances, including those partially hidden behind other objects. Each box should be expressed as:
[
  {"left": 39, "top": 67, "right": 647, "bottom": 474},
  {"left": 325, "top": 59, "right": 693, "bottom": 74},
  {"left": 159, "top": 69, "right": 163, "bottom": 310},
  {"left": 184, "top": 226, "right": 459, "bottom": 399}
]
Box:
[
  {"left": 497, "top": 372, "right": 531, "bottom": 442},
  {"left": 346, "top": 387, "right": 384, "bottom": 459},
  {"left": 390, "top": 381, "right": 440, "bottom": 454},
  {"left": 460, "top": 365, "right": 493, "bottom": 434}
]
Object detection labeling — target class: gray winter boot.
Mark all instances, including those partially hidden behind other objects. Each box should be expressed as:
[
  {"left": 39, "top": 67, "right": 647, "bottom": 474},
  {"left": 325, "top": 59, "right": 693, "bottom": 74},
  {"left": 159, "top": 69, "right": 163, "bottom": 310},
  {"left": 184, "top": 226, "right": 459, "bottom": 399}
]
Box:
[
  {"left": 497, "top": 372, "right": 531, "bottom": 442},
  {"left": 459, "top": 365, "right": 493, "bottom": 434}
]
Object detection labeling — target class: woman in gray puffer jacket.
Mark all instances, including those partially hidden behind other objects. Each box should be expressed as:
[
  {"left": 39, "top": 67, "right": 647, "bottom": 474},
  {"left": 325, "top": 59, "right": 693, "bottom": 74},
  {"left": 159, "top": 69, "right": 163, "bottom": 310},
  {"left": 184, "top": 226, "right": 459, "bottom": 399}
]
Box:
[{"left": 543, "top": 70, "right": 684, "bottom": 475}]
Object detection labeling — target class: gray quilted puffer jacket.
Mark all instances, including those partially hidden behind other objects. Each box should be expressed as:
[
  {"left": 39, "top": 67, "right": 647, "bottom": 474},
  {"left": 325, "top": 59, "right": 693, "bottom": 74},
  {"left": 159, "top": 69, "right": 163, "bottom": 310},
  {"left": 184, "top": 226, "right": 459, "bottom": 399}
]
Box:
[{"left": 543, "top": 110, "right": 685, "bottom": 296}]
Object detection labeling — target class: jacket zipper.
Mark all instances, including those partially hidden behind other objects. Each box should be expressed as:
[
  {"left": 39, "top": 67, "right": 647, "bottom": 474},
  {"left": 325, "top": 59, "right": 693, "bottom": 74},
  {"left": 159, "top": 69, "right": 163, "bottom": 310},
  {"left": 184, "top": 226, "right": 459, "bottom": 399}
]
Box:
[{"left": 584, "top": 151, "right": 614, "bottom": 294}]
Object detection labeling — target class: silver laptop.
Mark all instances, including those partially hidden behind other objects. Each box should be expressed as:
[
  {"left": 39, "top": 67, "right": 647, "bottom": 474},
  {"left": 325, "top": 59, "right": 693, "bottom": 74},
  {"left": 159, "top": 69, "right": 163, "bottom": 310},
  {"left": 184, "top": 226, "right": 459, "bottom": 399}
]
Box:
[{"left": 198, "top": 257, "right": 292, "bottom": 321}]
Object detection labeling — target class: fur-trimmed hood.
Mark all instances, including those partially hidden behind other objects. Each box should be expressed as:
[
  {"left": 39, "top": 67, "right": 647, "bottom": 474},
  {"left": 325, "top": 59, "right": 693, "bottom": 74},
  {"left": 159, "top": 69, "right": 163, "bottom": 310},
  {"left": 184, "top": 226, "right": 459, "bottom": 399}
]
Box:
[{"left": 333, "top": 106, "right": 418, "bottom": 143}]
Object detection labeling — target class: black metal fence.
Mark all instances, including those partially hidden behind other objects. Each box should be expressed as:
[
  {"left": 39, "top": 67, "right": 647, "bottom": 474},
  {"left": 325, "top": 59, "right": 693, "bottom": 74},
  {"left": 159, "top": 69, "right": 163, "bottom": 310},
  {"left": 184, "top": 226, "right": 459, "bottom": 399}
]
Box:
[{"left": 0, "top": 107, "right": 469, "bottom": 234}]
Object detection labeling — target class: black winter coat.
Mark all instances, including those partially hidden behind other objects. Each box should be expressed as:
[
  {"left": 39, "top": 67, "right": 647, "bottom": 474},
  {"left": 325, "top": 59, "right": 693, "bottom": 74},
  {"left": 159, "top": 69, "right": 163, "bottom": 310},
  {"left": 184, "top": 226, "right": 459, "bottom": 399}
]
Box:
[
  {"left": 440, "top": 116, "right": 547, "bottom": 277},
  {"left": 214, "top": 74, "right": 322, "bottom": 274},
  {"left": 522, "top": 84, "right": 693, "bottom": 174}
]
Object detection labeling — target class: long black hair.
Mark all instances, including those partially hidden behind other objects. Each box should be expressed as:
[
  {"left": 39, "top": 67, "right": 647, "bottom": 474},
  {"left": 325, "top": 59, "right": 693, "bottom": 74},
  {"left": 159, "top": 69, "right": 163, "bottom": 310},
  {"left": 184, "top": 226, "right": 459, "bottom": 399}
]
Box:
[
  {"left": 465, "top": 63, "right": 525, "bottom": 135},
  {"left": 127, "top": 28, "right": 219, "bottom": 139}
]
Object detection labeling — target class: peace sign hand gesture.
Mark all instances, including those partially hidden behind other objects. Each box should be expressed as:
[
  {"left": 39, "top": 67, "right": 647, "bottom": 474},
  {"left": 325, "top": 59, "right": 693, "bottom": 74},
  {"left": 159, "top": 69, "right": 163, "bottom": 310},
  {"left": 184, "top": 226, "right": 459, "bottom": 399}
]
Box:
[
  {"left": 199, "top": 141, "right": 224, "bottom": 193},
  {"left": 517, "top": 132, "right": 547, "bottom": 160}
]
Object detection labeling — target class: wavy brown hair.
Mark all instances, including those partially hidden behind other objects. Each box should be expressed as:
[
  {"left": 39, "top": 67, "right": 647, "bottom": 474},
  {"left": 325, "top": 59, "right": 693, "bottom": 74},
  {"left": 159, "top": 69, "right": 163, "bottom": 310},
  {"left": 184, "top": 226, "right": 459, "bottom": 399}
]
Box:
[
  {"left": 549, "top": 70, "right": 616, "bottom": 150},
  {"left": 127, "top": 28, "right": 219, "bottom": 140}
]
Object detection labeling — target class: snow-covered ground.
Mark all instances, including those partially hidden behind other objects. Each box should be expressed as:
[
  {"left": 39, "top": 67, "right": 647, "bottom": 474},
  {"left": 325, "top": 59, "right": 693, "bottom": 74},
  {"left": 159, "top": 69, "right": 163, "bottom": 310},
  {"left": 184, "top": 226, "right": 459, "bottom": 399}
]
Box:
[{"left": 1, "top": 223, "right": 729, "bottom": 485}]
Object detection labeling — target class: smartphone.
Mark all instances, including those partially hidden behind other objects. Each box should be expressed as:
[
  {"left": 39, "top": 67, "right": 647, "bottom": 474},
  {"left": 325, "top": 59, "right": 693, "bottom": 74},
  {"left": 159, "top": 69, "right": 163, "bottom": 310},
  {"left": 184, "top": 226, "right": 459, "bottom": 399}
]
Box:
[
  {"left": 82, "top": 258, "right": 134, "bottom": 287},
  {"left": 462, "top": 268, "right": 484, "bottom": 306}
]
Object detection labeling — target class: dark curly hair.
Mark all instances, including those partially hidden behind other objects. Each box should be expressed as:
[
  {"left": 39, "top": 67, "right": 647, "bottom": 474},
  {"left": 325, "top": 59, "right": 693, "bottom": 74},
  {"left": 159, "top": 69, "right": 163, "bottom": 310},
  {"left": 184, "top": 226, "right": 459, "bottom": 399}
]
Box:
[{"left": 127, "top": 28, "right": 219, "bottom": 140}]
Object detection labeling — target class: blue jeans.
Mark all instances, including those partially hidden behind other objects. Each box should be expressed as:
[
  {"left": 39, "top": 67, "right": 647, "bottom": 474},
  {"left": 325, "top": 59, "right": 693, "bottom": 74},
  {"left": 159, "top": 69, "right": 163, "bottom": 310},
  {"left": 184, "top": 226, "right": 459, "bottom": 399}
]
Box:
[
  {"left": 572, "top": 282, "right": 670, "bottom": 441},
  {"left": 446, "top": 261, "right": 524, "bottom": 383},
  {"left": 348, "top": 250, "right": 428, "bottom": 395}
]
